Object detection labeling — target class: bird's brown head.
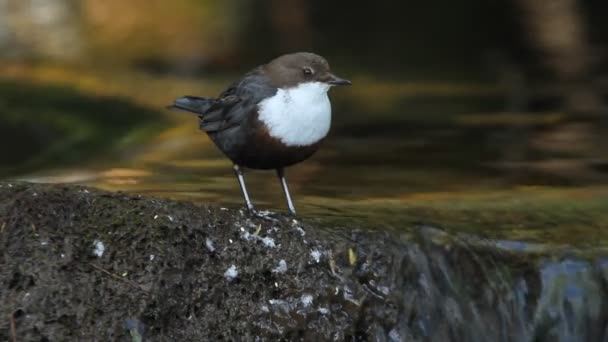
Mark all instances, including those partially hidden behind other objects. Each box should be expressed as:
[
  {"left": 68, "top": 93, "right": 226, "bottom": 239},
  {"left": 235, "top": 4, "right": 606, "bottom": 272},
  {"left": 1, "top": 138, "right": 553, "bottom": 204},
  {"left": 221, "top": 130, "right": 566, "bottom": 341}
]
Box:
[{"left": 263, "top": 52, "right": 351, "bottom": 89}]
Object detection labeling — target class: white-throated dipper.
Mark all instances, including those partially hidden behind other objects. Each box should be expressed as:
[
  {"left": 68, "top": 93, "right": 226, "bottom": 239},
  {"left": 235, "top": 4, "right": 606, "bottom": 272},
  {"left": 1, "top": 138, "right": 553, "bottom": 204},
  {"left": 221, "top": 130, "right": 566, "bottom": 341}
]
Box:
[{"left": 169, "top": 52, "right": 351, "bottom": 216}]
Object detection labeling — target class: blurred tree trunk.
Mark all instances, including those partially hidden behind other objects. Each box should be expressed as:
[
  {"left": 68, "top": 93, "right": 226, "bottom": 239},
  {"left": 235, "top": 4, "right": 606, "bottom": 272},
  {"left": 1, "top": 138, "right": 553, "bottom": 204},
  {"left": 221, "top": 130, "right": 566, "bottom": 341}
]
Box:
[
  {"left": 269, "top": 0, "right": 313, "bottom": 52},
  {"left": 514, "top": 0, "right": 604, "bottom": 115},
  {"left": 502, "top": 0, "right": 606, "bottom": 181},
  {"left": 0, "top": 0, "right": 82, "bottom": 60}
]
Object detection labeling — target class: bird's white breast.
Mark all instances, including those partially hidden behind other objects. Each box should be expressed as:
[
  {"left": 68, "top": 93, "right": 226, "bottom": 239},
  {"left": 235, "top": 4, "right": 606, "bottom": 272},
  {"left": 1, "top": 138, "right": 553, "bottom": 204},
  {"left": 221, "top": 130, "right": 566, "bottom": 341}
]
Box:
[{"left": 257, "top": 82, "right": 331, "bottom": 147}]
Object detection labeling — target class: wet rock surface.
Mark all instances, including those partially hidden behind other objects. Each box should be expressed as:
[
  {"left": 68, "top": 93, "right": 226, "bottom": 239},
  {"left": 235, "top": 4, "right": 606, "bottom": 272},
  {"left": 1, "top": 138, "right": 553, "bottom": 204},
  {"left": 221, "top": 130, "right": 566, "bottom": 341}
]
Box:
[{"left": 0, "top": 182, "right": 607, "bottom": 341}]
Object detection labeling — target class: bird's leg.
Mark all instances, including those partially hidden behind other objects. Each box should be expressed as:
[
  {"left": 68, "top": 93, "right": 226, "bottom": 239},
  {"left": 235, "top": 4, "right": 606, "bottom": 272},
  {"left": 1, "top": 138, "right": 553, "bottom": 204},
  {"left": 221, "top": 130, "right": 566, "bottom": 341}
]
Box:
[
  {"left": 233, "top": 164, "right": 255, "bottom": 212},
  {"left": 233, "top": 165, "right": 280, "bottom": 222},
  {"left": 277, "top": 168, "right": 297, "bottom": 216}
]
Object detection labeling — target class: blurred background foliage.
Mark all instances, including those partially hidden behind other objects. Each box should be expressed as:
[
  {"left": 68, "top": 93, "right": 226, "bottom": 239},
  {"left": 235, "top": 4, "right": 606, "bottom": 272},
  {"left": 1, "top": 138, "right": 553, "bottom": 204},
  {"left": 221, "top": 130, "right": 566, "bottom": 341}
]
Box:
[
  {"left": 1, "top": 0, "right": 608, "bottom": 246},
  {"left": 2, "top": 0, "right": 607, "bottom": 78}
]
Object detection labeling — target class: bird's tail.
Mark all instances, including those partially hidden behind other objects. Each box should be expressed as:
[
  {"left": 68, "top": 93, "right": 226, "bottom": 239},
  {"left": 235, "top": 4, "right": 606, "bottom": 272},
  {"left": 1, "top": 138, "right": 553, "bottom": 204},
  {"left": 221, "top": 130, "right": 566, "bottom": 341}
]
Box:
[{"left": 167, "top": 96, "right": 214, "bottom": 115}]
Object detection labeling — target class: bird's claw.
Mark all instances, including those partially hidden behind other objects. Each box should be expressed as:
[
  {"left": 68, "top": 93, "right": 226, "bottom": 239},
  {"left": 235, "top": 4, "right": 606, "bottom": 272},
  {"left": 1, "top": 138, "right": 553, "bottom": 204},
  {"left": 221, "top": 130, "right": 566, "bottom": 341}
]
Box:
[{"left": 248, "top": 208, "right": 280, "bottom": 222}]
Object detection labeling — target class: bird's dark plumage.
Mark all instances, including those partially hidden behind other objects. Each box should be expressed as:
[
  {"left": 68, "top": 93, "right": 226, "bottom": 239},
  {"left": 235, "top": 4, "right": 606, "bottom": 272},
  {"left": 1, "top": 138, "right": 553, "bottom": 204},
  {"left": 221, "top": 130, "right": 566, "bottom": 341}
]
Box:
[{"left": 170, "top": 70, "right": 276, "bottom": 133}]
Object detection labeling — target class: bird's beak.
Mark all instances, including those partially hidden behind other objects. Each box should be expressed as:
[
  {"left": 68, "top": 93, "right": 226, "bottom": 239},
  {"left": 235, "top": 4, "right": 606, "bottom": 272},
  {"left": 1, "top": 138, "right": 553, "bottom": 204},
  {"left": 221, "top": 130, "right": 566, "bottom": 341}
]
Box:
[{"left": 326, "top": 73, "right": 352, "bottom": 86}]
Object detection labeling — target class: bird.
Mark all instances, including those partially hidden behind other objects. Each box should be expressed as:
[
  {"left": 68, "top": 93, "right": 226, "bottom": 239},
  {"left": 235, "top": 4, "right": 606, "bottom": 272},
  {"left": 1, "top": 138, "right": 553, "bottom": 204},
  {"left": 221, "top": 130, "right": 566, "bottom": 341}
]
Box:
[{"left": 168, "top": 52, "right": 351, "bottom": 216}]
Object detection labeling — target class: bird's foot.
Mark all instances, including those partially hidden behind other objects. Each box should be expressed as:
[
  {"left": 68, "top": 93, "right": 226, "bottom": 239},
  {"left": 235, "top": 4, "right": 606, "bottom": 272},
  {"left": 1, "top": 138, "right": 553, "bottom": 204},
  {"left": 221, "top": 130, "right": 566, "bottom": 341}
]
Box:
[{"left": 248, "top": 208, "right": 281, "bottom": 222}]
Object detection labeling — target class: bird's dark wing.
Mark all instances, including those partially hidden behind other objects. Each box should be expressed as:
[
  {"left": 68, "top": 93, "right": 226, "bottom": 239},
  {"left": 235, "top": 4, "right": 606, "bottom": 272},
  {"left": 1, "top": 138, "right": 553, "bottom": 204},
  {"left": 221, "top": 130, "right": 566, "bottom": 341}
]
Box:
[
  {"left": 169, "top": 68, "right": 277, "bottom": 134},
  {"left": 199, "top": 69, "right": 277, "bottom": 133}
]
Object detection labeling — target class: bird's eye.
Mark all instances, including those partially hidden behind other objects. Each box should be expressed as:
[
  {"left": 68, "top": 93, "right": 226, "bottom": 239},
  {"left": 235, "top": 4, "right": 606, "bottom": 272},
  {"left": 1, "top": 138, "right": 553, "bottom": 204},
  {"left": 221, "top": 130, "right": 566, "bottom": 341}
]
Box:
[{"left": 302, "top": 67, "right": 313, "bottom": 76}]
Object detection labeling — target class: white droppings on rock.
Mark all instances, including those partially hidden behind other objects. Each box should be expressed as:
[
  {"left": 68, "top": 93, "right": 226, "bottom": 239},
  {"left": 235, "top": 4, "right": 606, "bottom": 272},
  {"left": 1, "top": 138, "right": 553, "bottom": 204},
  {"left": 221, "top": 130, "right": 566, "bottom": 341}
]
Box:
[
  {"left": 389, "top": 328, "right": 401, "bottom": 341},
  {"left": 224, "top": 265, "right": 238, "bottom": 281},
  {"left": 241, "top": 231, "right": 251, "bottom": 241},
  {"left": 378, "top": 286, "right": 390, "bottom": 296},
  {"left": 205, "top": 238, "right": 215, "bottom": 252},
  {"left": 318, "top": 307, "right": 329, "bottom": 315},
  {"left": 261, "top": 237, "right": 276, "bottom": 248},
  {"left": 268, "top": 299, "right": 286, "bottom": 306},
  {"left": 241, "top": 229, "right": 276, "bottom": 248},
  {"left": 149, "top": 254, "right": 155, "bottom": 261},
  {"left": 300, "top": 294, "right": 313, "bottom": 307},
  {"left": 272, "top": 260, "right": 287, "bottom": 273},
  {"left": 93, "top": 240, "right": 105, "bottom": 257},
  {"left": 310, "top": 249, "right": 322, "bottom": 263}
]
